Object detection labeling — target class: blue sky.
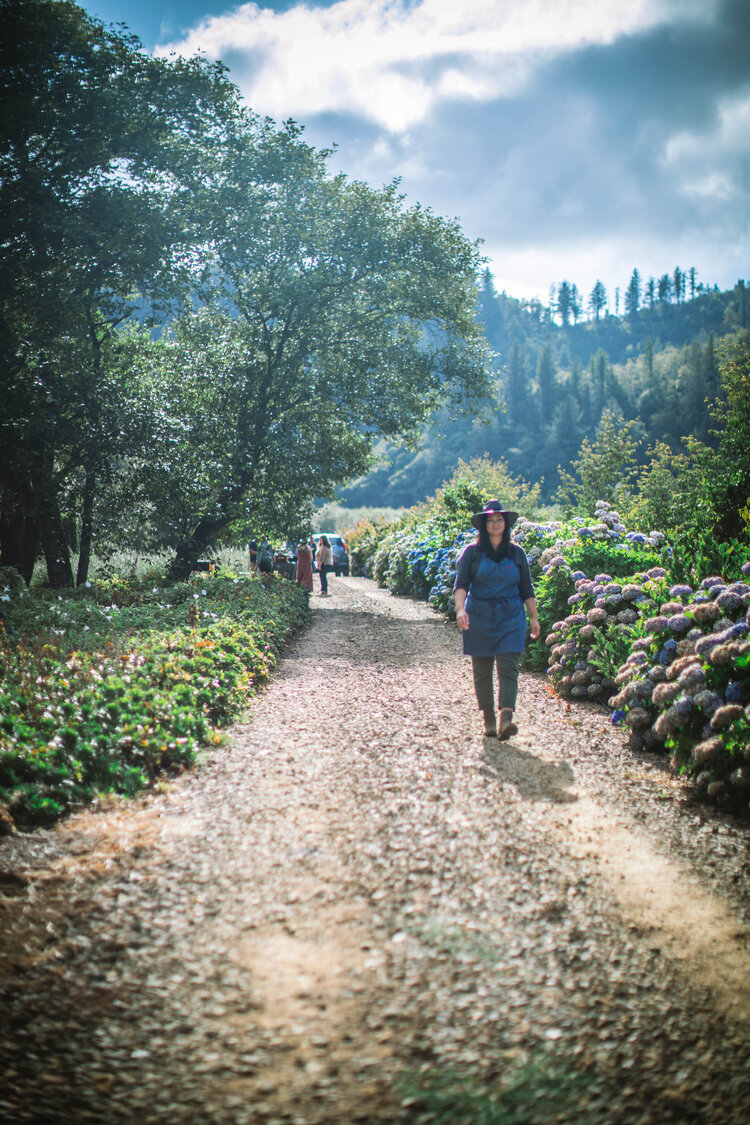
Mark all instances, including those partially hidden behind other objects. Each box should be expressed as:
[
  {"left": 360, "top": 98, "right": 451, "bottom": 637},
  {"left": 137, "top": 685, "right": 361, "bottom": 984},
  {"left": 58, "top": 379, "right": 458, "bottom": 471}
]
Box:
[{"left": 80, "top": 0, "right": 750, "bottom": 305}]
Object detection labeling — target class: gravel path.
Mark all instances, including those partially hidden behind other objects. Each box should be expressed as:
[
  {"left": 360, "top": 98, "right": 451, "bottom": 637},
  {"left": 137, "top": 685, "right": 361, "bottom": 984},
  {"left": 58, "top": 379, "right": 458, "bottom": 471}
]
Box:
[{"left": 1, "top": 576, "right": 750, "bottom": 1124}]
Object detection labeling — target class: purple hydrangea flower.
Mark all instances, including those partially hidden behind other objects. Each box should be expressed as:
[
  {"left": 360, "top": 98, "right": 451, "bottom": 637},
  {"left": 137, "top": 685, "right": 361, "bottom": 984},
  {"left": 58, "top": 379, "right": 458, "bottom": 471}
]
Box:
[
  {"left": 716, "top": 591, "right": 743, "bottom": 613},
  {"left": 610, "top": 709, "right": 626, "bottom": 725},
  {"left": 673, "top": 696, "right": 693, "bottom": 719},
  {"left": 726, "top": 681, "right": 747, "bottom": 704},
  {"left": 670, "top": 584, "right": 693, "bottom": 599}
]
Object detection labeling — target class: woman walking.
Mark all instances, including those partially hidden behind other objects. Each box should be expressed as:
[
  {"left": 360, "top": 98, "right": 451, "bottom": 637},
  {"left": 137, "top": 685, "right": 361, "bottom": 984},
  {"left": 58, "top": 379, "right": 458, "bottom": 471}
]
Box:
[
  {"left": 454, "top": 500, "right": 540, "bottom": 739},
  {"left": 316, "top": 534, "right": 334, "bottom": 596}
]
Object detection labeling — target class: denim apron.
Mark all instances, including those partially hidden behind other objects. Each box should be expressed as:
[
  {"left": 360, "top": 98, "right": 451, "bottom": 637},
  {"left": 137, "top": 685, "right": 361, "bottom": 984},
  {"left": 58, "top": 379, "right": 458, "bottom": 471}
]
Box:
[{"left": 462, "top": 552, "right": 527, "bottom": 657}]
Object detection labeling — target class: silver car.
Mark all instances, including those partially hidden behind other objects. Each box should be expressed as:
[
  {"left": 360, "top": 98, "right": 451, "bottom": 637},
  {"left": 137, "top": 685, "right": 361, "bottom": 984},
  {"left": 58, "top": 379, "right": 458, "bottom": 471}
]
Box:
[{"left": 313, "top": 533, "right": 350, "bottom": 576}]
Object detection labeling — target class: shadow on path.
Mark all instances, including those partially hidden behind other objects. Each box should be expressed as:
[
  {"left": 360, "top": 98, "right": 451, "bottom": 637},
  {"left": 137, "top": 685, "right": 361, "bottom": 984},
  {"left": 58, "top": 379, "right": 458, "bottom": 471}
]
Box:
[{"left": 479, "top": 740, "right": 578, "bottom": 804}]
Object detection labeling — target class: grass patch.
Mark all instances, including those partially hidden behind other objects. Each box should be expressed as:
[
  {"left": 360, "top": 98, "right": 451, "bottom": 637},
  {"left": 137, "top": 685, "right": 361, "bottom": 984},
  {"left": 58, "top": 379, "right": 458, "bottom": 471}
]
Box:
[
  {"left": 398, "top": 1055, "right": 593, "bottom": 1124},
  {"left": 408, "top": 919, "right": 504, "bottom": 963},
  {"left": 0, "top": 569, "right": 310, "bottom": 828}
]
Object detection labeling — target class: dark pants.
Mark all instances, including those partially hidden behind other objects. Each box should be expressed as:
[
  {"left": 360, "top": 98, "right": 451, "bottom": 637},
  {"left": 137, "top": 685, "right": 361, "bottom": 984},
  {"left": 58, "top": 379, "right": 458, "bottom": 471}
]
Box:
[
  {"left": 319, "top": 564, "right": 332, "bottom": 592},
  {"left": 471, "top": 654, "right": 520, "bottom": 714}
]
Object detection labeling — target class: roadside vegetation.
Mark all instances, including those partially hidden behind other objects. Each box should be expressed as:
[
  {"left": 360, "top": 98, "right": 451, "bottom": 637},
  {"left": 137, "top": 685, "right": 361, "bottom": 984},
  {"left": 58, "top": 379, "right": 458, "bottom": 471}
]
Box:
[{"left": 0, "top": 567, "right": 309, "bottom": 830}]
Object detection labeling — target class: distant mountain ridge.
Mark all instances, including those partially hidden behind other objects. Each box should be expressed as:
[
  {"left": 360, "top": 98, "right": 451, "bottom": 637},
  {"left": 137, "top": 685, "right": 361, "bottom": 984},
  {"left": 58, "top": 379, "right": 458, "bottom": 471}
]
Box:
[{"left": 338, "top": 276, "right": 749, "bottom": 508}]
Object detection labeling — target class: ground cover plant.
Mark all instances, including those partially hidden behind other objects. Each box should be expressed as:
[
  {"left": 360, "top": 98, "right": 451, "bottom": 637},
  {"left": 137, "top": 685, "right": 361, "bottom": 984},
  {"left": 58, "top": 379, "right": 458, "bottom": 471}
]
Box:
[{"left": 0, "top": 566, "right": 310, "bottom": 829}]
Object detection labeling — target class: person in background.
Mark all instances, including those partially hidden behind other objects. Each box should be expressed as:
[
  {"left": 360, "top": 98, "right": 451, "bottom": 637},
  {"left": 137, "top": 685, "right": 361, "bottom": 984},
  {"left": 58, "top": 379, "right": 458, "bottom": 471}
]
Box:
[
  {"left": 248, "top": 540, "right": 258, "bottom": 576},
  {"left": 258, "top": 541, "right": 274, "bottom": 587},
  {"left": 296, "top": 540, "right": 313, "bottom": 591},
  {"left": 316, "top": 534, "right": 333, "bottom": 596},
  {"left": 453, "top": 500, "right": 540, "bottom": 739}
]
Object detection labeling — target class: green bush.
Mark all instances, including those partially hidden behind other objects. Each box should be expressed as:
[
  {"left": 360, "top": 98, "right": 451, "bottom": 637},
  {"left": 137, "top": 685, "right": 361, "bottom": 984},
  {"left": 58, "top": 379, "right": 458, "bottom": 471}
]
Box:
[{"left": 0, "top": 572, "right": 310, "bottom": 828}]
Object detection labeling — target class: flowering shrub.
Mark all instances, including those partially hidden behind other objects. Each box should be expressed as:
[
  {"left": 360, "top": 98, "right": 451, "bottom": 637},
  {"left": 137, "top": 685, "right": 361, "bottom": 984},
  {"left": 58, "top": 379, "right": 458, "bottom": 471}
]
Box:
[
  {"left": 0, "top": 572, "right": 310, "bottom": 828},
  {"left": 600, "top": 574, "right": 750, "bottom": 805}
]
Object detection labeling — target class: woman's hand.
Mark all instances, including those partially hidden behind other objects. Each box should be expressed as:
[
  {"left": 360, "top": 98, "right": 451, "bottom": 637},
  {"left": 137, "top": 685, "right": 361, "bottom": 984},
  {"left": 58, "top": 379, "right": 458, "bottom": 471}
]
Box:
[
  {"left": 524, "top": 597, "right": 541, "bottom": 641},
  {"left": 456, "top": 607, "right": 470, "bottom": 631}
]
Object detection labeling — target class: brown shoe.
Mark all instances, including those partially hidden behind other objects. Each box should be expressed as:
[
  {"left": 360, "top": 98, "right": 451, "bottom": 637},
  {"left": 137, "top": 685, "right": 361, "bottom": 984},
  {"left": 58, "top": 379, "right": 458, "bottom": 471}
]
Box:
[
  {"left": 499, "top": 710, "right": 518, "bottom": 740},
  {"left": 483, "top": 710, "right": 498, "bottom": 738}
]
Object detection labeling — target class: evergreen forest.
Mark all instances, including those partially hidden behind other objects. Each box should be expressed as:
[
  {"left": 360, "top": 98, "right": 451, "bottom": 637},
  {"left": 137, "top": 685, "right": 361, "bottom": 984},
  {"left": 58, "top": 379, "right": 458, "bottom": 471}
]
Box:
[{"left": 340, "top": 271, "right": 749, "bottom": 508}]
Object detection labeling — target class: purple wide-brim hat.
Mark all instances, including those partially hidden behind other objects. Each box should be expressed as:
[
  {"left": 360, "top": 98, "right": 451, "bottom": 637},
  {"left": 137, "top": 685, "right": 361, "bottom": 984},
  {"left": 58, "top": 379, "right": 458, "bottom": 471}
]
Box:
[{"left": 471, "top": 499, "right": 519, "bottom": 530}]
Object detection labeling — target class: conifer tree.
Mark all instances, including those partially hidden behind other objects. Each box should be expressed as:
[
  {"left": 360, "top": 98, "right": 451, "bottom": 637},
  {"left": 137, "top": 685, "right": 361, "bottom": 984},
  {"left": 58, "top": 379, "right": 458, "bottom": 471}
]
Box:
[
  {"left": 658, "top": 274, "right": 673, "bottom": 302},
  {"left": 673, "top": 266, "right": 684, "bottom": 303},
  {"left": 625, "top": 269, "right": 641, "bottom": 318},
  {"left": 588, "top": 280, "right": 607, "bottom": 321}
]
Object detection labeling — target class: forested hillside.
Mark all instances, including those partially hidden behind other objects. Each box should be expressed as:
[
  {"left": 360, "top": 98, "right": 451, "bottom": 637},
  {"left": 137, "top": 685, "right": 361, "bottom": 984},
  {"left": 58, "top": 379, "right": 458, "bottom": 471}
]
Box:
[{"left": 340, "top": 272, "right": 749, "bottom": 507}]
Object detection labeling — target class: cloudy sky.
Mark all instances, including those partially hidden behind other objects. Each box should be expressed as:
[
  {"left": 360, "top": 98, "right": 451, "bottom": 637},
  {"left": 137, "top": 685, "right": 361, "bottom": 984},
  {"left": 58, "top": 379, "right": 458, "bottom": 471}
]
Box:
[{"left": 81, "top": 0, "right": 750, "bottom": 304}]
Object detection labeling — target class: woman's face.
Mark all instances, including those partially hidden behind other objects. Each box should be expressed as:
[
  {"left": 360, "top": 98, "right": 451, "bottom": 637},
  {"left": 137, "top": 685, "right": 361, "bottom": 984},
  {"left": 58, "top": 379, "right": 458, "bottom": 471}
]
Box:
[{"left": 486, "top": 513, "right": 505, "bottom": 537}]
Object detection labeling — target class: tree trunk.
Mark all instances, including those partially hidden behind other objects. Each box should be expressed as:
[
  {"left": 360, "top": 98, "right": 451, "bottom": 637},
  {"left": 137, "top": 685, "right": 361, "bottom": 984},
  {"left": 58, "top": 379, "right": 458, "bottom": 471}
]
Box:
[
  {"left": 167, "top": 515, "right": 229, "bottom": 582},
  {"left": 76, "top": 470, "right": 96, "bottom": 586},
  {"left": 35, "top": 480, "right": 74, "bottom": 588},
  {"left": 0, "top": 483, "right": 39, "bottom": 585}
]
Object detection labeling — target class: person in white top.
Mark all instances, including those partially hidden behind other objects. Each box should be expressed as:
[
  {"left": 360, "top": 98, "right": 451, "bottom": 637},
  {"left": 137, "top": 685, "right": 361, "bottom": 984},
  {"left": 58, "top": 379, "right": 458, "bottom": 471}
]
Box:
[{"left": 315, "top": 535, "right": 334, "bottom": 595}]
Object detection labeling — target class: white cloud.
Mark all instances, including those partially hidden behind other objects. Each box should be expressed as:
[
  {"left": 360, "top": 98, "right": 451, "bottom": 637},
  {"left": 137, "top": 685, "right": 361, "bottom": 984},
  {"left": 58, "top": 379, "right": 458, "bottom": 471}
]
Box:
[
  {"left": 157, "top": 0, "right": 700, "bottom": 133},
  {"left": 153, "top": 0, "right": 744, "bottom": 300}
]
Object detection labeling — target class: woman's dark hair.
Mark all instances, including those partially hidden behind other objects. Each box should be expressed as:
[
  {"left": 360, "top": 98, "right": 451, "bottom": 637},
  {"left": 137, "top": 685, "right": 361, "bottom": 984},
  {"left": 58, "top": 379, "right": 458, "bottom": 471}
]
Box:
[
  {"left": 475, "top": 517, "right": 512, "bottom": 557},
  {"left": 319, "top": 534, "right": 330, "bottom": 546}
]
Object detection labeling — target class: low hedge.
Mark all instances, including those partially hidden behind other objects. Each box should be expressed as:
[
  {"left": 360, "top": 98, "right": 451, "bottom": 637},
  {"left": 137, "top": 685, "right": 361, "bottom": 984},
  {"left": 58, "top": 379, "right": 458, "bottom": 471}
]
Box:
[{"left": 0, "top": 570, "right": 310, "bottom": 828}]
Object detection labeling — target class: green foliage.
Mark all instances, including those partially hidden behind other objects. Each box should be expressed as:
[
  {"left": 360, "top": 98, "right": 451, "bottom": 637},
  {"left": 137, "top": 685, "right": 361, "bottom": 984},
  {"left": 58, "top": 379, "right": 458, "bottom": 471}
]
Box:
[
  {"left": 523, "top": 563, "right": 574, "bottom": 671},
  {"left": 566, "top": 541, "right": 661, "bottom": 579},
  {"left": 687, "top": 341, "right": 750, "bottom": 542},
  {"left": 397, "top": 1056, "right": 593, "bottom": 1124},
  {"left": 624, "top": 440, "right": 704, "bottom": 535},
  {"left": 1, "top": 1, "right": 493, "bottom": 586},
  {"left": 158, "top": 126, "right": 493, "bottom": 577},
  {"left": 345, "top": 518, "right": 395, "bottom": 578},
  {"left": 554, "top": 410, "right": 640, "bottom": 516},
  {"left": 0, "top": 0, "right": 239, "bottom": 586},
  {"left": 587, "top": 621, "right": 649, "bottom": 679},
  {"left": 0, "top": 572, "right": 310, "bottom": 828},
  {"left": 661, "top": 530, "right": 749, "bottom": 586}
]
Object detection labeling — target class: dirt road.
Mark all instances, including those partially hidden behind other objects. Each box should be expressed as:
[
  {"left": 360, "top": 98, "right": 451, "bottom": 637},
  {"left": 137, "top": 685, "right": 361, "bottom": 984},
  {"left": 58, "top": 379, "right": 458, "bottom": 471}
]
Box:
[{"left": 1, "top": 577, "right": 750, "bottom": 1123}]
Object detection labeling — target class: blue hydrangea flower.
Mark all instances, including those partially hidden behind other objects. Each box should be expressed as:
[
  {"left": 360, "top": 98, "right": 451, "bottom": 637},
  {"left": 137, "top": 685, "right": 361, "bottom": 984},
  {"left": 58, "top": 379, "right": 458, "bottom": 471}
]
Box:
[
  {"left": 657, "top": 638, "right": 678, "bottom": 665},
  {"left": 610, "top": 709, "right": 626, "bottom": 725},
  {"left": 670, "top": 584, "right": 693, "bottom": 599},
  {"left": 726, "top": 681, "right": 746, "bottom": 704}
]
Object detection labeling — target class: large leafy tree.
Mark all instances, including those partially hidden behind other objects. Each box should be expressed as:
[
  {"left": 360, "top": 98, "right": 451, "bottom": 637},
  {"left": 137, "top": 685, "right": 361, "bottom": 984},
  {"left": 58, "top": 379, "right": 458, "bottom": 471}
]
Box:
[
  {"left": 156, "top": 116, "right": 492, "bottom": 577},
  {"left": 0, "top": 0, "right": 236, "bottom": 585}
]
